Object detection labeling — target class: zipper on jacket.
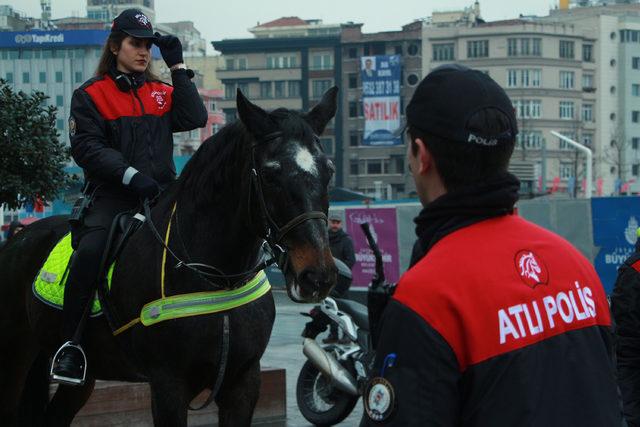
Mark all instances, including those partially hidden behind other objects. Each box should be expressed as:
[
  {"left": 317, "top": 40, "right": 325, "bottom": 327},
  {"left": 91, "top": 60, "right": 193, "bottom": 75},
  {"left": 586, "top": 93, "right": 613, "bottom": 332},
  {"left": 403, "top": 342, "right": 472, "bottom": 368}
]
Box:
[{"left": 132, "top": 86, "right": 155, "bottom": 179}]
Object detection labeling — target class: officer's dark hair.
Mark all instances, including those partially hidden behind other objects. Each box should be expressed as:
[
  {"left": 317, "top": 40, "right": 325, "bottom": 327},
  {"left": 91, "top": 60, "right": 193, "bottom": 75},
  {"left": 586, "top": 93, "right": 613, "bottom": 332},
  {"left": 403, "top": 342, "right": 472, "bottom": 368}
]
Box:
[
  {"left": 95, "top": 31, "right": 159, "bottom": 81},
  {"left": 409, "top": 107, "right": 515, "bottom": 192}
]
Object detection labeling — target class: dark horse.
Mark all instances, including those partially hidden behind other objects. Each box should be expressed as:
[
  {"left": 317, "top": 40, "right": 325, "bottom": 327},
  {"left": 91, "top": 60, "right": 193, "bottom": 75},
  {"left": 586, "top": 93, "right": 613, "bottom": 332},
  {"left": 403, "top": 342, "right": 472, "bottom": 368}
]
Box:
[{"left": 0, "top": 87, "right": 339, "bottom": 426}]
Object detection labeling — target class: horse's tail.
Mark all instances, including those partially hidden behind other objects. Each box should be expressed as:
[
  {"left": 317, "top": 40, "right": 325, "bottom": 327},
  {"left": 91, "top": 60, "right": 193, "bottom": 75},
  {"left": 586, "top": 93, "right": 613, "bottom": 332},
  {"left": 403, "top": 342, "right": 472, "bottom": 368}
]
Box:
[{"left": 18, "top": 351, "right": 49, "bottom": 425}]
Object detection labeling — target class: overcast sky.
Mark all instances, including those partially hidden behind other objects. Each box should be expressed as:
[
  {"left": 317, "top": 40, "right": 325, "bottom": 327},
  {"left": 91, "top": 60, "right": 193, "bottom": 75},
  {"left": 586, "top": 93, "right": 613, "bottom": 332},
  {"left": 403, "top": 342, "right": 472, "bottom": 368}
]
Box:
[{"left": 8, "top": 0, "right": 553, "bottom": 53}]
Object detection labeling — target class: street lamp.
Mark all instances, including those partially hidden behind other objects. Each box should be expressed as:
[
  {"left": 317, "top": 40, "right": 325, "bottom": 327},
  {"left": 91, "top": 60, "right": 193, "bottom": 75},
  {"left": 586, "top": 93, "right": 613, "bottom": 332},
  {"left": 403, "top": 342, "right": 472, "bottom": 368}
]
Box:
[{"left": 550, "top": 131, "right": 592, "bottom": 199}]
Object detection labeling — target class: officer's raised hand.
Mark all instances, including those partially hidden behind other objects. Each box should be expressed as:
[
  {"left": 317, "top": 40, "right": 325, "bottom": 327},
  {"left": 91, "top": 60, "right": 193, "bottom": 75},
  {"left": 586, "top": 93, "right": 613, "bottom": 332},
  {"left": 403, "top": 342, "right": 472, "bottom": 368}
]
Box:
[
  {"left": 128, "top": 172, "right": 160, "bottom": 201},
  {"left": 154, "top": 32, "right": 183, "bottom": 69}
]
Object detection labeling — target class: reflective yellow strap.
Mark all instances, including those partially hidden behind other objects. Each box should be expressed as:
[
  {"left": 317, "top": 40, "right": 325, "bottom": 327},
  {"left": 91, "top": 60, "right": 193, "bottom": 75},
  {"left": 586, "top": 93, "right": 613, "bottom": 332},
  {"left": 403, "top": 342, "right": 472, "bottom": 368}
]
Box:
[
  {"left": 113, "top": 317, "right": 141, "bottom": 336},
  {"left": 161, "top": 203, "right": 177, "bottom": 298}
]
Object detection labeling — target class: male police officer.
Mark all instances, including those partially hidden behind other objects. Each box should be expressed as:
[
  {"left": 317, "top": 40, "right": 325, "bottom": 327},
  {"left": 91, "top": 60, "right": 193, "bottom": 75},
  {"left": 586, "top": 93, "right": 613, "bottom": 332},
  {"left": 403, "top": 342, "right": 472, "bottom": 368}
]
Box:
[{"left": 360, "top": 64, "right": 621, "bottom": 426}]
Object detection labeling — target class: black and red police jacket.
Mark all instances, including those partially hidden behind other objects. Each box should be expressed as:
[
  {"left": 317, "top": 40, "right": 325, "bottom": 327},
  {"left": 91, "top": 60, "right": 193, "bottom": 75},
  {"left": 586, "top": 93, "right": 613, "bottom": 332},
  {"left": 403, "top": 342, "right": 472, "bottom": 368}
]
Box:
[
  {"left": 69, "top": 68, "right": 207, "bottom": 191},
  {"left": 612, "top": 248, "right": 640, "bottom": 427},
  {"left": 362, "top": 214, "right": 621, "bottom": 426}
]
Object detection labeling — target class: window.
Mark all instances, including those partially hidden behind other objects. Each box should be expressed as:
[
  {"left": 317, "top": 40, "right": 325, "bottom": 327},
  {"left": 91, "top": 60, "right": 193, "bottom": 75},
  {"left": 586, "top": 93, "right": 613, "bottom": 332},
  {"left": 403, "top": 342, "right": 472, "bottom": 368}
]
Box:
[
  {"left": 582, "top": 44, "right": 593, "bottom": 62},
  {"left": 394, "top": 45, "right": 402, "bottom": 55},
  {"left": 633, "top": 111, "right": 640, "bottom": 123},
  {"left": 467, "top": 40, "right": 489, "bottom": 58},
  {"left": 312, "top": 79, "right": 332, "bottom": 98},
  {"left": 349, "top": 101, "right": 358, "bottom": 118},
  {"left": 348, "top": 47, "right": 357, "bottom": 59},
  {"left": 288, "top": 80, "right": 300, "bottom": 98},
  {"left": 432, "top": 43, "right": 454, "bottom": 61},
  {"left": 55, "top": 71, "right": 63, "bottom": 83},
  {"left": 392, "top": 155, "right": 405, "bottom": 174},
  {"left": 559, "top": 71, "right": 575, "bottom": 89},
  {"left": 274, "top": 81, "right": 285, "bottom": 98},
  {"left": 507, "top": 69, "right": 518, "bottom": 87},
  {"left": 224, "top": 83, "right": 235, "bottom": 99},
  {"left": 632, "top": 137, "right": 639, "bottom": 149},
  {"left": 559, "top": 101, "right": 575, "bottom": 119},
  {"left": 56, "top": 119, "right": 64, "bottom": 130},
  {"left": 513, "top": 99, "right": 542, "bottom": 119},
  {"left": 223, "top": 109, "right": 237, "bottom": 124},
  {"left": 508, "top": 38, "right": 541, "bottom": 56},
  {"left": 350, "top": 131, "right": 360, "bottom": 147},
  {"left": 407, "top": 44, "right": 419, "bottom": 56},
  {"left": 22, "top": 72, "right": 29, "bottom": 84},
  {"left": 348, "top": 73, "right": 358, "bottom": 89},
  {"left": 225, "top": 58, "right": 234, "bottom": 70},
  {"left": 407, "top": 74, "right": 419, "bottom": 86},
  {"left": 508, "top": 38, "right": 518, "bottom": 56},
  {"left": 634, "top": 84, "right": 640, "bottom": 96},
  {"left": 311, "top": 53, "right": 332, "bottom": 70},
  {"left": 634, "top": 164, "right": 640, "bottom": 177},
  {"left": 509, "top": 69, "right": 542, "bottom": 88},
  {"left": 559, "top": 40, "right": 575, "bottom": 59},
  {"left": 56, "top": 95, "right": 63, "bottom": 107},
  {"left": 39, "top": 71, "right": 46, "bottom": 83},
  {"left": 267, "top": 55, "right": 297, "bottom": 69},
  {"left": 582, "top": 133, "right": 593, "bottom": 147},
  {"left": 634, "top": 57, "right": 640, "bottom": 69},
  {"left": 560, "top": 162, "right": 574, "bottom": 179},
  {"left": 350, "top": 160, "right": 359, "bottom": 175},
  {"left": 517, "top": 131, "right": 543, "bottom": 149},
  {"left": 260, "top": 81, "right": 272, "bottom": 99},
  {"left": 367, "top": 159, "right": 383, "bottom": 175},
  {"left": 238, "top": 57, "right": 247, "bottom": 70},
  {"left": 582, "top": 104, "right": 593, "bottom": 122},
  {"left": 74, "top": 71, "right": 82, "bottom": 83},
  {"left": 582, "top": 73, "right": 594, "bottom": 89},
  {"left": 5, "top": 72, "right": 13, "bottom": 83}
]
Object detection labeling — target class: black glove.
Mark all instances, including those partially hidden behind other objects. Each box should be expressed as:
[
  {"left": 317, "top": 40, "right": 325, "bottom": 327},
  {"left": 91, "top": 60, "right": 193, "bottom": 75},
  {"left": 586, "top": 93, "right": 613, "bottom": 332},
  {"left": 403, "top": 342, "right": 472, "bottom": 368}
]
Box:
[
  {"left": 129, "top": 173, "right": 160, "bottom": 200},
  {"left": 154, "top": 32, "right": 183, "bottom": 68}
]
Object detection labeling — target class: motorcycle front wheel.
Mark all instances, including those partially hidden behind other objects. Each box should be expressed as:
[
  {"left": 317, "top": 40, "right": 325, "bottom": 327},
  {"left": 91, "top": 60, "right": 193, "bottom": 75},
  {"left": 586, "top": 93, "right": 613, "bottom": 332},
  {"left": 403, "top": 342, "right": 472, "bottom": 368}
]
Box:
[{"left": 295, "top": 359, "right": 359, "bottom": 426}]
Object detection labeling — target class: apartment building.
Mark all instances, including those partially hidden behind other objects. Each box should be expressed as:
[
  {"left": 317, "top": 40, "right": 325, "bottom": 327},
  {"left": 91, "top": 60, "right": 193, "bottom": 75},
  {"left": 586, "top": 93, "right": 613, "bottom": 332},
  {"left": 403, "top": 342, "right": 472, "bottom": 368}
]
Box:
[
  {"left": 423, "top": 17, "right": 598, "bottom": 195},
  {"left": 212, "top": 17, "right": 345, "bottom": 183},
  {"left": 545, "top": 2, "right": 640, "bottom": 193},
  {"left": 341, "top": 21, "right": 422, "bottom": 199}
]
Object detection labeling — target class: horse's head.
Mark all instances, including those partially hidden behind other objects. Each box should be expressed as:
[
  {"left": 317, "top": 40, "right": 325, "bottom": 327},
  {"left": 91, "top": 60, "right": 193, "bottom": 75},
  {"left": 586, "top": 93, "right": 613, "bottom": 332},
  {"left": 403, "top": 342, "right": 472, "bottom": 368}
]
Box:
[{"left": 236, "top": 87, "right": 338, "bottom": 303}]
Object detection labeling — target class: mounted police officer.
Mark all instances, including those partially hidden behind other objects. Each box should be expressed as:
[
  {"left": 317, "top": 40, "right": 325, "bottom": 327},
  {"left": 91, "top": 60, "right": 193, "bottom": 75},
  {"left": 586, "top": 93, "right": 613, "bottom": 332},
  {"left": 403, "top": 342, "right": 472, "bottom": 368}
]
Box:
[
  {"left": 50, "top": 8, "right": 207, "bottom": 385},
  {"left": 361, "top": 64, "right": 621, "bottom": 426}
]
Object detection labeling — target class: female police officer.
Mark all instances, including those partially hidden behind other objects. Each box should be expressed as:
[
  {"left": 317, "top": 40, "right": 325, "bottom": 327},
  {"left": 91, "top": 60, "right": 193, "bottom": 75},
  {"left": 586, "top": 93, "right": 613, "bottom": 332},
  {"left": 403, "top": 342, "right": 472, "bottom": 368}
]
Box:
[{"left": 51, "top": 9, "right": 207, "bottom": 385}]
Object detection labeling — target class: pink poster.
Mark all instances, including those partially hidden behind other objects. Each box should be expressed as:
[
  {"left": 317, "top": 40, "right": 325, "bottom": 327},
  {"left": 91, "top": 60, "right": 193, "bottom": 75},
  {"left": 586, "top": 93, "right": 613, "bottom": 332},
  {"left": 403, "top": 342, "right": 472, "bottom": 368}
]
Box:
[{"left": 345, "top": 208, "right": 400, "bottom": 288}]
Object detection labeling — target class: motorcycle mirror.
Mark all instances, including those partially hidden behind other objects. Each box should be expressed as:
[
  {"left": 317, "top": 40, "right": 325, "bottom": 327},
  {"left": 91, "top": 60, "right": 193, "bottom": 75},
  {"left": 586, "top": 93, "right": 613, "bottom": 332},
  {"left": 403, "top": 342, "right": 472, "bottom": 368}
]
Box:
[{"left": 333, "top": 257, "right": 352, "bottom": 280}]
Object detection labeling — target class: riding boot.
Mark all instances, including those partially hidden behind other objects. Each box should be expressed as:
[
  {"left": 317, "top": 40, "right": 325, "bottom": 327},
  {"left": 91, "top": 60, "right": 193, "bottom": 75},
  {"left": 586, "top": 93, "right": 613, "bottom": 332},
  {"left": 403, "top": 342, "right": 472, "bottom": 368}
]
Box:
[{"left": 52, "top": 229, "right": 105, "bottom": 386}]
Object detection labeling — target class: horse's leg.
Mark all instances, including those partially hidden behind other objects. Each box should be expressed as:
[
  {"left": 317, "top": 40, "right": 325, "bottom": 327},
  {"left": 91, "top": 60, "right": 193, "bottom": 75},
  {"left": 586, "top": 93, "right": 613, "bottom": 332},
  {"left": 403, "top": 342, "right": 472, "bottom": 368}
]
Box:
[
  {"left": 149, "top": 377, "right": 189, "bottom": 427},
  {"left": 216, "top": 359, "right": 261, "bottom": 427},
  {"left": 44, "top": 379, "right": 95, "bottom": 427},
  {"left": 0, "top": 335, "right": 39, "bottom": 426}
]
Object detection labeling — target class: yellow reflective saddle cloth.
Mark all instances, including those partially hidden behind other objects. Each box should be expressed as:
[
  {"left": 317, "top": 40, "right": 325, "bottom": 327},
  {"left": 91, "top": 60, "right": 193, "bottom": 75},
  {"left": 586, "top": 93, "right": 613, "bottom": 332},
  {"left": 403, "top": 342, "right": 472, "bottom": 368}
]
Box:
[{"left": 32, "top": 233, "right": 115, "bottom": 315}]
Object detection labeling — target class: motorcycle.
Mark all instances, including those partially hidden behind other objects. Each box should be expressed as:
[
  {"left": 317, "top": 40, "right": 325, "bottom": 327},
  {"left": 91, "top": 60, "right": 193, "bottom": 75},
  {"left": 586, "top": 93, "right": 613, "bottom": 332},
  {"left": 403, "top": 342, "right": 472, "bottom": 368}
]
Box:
[{"left": 296, "top": 223, "right": 392, "bottom": 426}]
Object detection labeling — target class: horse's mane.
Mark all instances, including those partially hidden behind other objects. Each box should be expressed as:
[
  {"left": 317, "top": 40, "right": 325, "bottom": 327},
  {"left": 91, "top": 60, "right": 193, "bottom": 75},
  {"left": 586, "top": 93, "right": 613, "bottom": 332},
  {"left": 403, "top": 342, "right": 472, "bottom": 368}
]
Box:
[{"left": 178, "top": 108, "right": 315, "bottom": 209}]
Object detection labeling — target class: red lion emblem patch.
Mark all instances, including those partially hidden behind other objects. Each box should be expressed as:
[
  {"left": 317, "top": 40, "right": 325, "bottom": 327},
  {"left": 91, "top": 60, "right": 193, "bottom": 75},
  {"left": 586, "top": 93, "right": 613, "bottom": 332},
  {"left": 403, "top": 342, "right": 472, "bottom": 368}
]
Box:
[
  {"left": 514, "top": 250, "right": 549, "bottom": 288},
  {"left": 151, "top": 90, "right": 168, "bottom": 110}
]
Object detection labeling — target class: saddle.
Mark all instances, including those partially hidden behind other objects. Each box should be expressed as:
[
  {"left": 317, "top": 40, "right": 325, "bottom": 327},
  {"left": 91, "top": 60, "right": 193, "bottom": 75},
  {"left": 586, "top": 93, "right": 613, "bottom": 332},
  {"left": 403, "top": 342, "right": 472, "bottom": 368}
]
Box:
[{"left": 33, "top": 211, "right": 146, "bottom": 315}]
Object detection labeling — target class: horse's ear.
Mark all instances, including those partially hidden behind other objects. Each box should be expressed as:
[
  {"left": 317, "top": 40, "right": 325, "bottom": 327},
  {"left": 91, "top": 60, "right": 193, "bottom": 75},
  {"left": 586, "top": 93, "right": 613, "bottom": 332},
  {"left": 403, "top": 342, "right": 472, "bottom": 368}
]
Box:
[
  {"left": 306, "top": 86, "right": 338, "bottom": 135},
  {"left": 236, "top": 88, "right": 275, "bottom": 137}
]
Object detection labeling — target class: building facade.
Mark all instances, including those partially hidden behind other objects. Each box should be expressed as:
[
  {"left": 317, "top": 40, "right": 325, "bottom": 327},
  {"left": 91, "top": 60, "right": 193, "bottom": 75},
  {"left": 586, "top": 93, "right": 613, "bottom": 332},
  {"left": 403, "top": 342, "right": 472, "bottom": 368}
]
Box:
[
  {"left": 86, "top": 0, "right": 155, "bottom": 24},
  {"left": 545, "top": 3, "right": 640, "bottom": 194},
  {"left": 341, "top": 22, "right": 422, "bottom": 199},
  {"left": 213, "top": 17, "right": 344, "bottom": 184}
]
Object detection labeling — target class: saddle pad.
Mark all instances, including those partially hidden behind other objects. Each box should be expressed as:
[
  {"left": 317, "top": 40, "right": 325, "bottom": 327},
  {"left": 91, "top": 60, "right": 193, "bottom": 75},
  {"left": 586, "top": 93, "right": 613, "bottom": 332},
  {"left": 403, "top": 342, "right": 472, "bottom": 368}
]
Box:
[{"left": 33, "top": 233, "right": 115, "bottom": 315}]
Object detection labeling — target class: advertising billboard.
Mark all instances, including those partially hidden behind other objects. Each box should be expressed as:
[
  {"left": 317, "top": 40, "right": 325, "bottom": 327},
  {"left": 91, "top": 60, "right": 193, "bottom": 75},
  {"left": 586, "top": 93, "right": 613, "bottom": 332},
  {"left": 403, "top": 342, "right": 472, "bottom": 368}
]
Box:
[{"left": 361, "top": 55, "right": 402, "bottom": 146}]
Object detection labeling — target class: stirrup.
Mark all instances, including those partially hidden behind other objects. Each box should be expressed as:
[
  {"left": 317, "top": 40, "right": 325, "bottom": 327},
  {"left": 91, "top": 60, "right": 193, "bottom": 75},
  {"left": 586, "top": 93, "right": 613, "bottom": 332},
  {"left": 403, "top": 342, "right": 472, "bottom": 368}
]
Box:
[{"left": 50, "top": 341, "right": 87, "bottom": 386}]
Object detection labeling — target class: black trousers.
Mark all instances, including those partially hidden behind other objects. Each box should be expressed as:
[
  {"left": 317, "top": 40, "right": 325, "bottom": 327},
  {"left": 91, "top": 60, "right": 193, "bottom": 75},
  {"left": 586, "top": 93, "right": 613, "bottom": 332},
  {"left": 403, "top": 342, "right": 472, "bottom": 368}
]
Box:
[{"left": 62, "top": 193, "right": 137, "bottom": 340}]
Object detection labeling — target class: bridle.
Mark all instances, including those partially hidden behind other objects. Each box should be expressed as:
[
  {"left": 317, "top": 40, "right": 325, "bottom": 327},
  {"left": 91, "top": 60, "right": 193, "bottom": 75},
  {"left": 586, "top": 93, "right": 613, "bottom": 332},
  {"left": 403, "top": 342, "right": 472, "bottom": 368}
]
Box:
[
  {"left": 143, "top": 130, "right": 328, "bottom": 289},
  {"left": 248, "top": 131, "right": 328, "bottom": 274}
]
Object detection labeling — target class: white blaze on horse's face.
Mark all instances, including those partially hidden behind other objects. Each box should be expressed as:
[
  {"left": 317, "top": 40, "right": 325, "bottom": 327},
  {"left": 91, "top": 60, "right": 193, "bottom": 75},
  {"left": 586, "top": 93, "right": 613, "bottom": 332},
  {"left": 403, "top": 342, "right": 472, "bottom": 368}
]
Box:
[{"left": 292, "top": 144, "right": 318, "bottom": 177}]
